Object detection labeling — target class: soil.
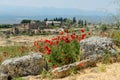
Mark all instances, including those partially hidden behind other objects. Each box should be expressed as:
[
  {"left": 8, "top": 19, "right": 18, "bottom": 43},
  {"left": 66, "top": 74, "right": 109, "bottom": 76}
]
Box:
[
  {"left": 0, "top": 35, "right": 57, "bottom": 46},
  {"left": 27, "top": 62, "right": 120, "bottom": 80}
]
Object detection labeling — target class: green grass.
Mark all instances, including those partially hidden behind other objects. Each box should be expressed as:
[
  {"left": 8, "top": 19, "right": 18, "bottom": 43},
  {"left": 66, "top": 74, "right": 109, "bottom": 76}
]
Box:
[
  {"left": 0, "top": 46, "right": 22, "bottom": 55},
  {"left": 97, "top": 63, "right": 107, "bottom": 72},
  {"left": 113, "top": 30, "right": 120, "bottom": 40},
  {"left": 13, "top": 77, "right": 24, "bottom": 80},
  {"left": 0, "top": 46, "right": 30, "bottom": 63}
]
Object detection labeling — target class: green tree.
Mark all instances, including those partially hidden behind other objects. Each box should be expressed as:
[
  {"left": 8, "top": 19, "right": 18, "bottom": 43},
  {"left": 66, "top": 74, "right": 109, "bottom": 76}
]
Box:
[
  {"left": 84, "top": 20, "right": 87, "bottom": 26},
  {"left": 100, "top": 24, "right": 107, "bottom": 32},
  {"left": 81, "top": 20, "right": 84, "bottom": 26},
  {"left": 51, "top": 21, "right": 54, "bottom": 26},
  {"left": 73, "top": 17, "right": 76, "bottom": 23},
  {"left": 44, "top": 18, "right": 48, "bottom": 21},
  {"left": 21, "top": 20, "right": 31, "bottom": 24}
]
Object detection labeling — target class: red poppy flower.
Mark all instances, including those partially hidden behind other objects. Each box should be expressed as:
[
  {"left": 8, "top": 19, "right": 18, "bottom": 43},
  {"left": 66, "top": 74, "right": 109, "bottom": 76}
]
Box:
[
  {"left": 79, "top": 62, "right": 84, "bottom": 67},
  {"left": 65, "top": 29, "right": 69, "bottom": 33},
  {"left": 71, "top": 34, "right": 76, "bottom": 40},
  {"left": 50, "top": 41, "right": 54, "bottom": 45},
  {"left": 78, "top": 37, "right": 82, "bottom": 42},
  {"left": 63, "top": 37, "right": 70, "bottom": 43},
  {"left": 34, "top": 41, "right": 38, "bottom": 46},
  {"left": 3, "top": 52, "right": 7, "bottom": 57},
  {"left": 45, "top": 46, "right": 52, "bottom": 55},
  {"left": 45, "top": 39, "right": 51, "bottom": 43},
  {"left": 52, "top": 38, "right": 57, "bottom": 40},
  {"left": 53, "top": 64, "right": 57, "bottom": 68},
  {"left": 88, "top": 32, "right": 91, "bottom": 35},
  {"left": 48, "top": 60, "right": 51, "bottom": 62},
  {"left": 45, "top": 46, "right": 51, "bottom": 51},
  {"left": 65, "top": 57, "right": 69, "bottom": 61},
  {"left": 61, "top": 36, "right": 65, "bottom": 41},
  {"left": 45, "top": 46, "right": 49, "bottom": 50},
  {"left": 81, "top": 33, "right": 86, "bottom": 39},
  {"left": 47, "top": 50, "right": 51, "bottom": 55},
  {"left": 0, "top": 57, "right": 2, "bottom": 62},
  {"left": 42, "top": 51, "right": 46, "bottom": 54},
  {"left": 37, "top": 46, "right": 41, "bottom": 51},
  {"left": 80, "top": 28, "right": 85, "bottom": 33},
  {"left": 56, "top": 41, "right": 59, "bottom": 45},
  {"left": 10, "top": 54, "right": 14, "bottom": 57},
  {"left": 60, "top": 31, "right": 64, "bottom": 35},
  {"left": 57, "top": 36, "right": 60, "bottom": 40}
]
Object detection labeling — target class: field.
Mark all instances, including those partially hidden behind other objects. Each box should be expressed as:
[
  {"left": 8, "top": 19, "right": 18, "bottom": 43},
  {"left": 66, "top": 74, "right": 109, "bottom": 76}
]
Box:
[{"left": 0, "top": 28, "right": 120, "bottom": 80}]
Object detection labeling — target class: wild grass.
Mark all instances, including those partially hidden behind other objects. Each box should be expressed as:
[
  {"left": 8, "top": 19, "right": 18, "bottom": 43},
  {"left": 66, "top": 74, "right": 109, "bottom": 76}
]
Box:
[
  {"left": 0, "top": 46, "right": 22, "bottom": 55},
  {"left": 0, "top": 46, "right": 30, "bottom": 64},
  {"left": 13, "top": 77, "right": 24, "bottom": 80},
  {"left": 97, "top": 63, "right": 107, "bottom": 72}
]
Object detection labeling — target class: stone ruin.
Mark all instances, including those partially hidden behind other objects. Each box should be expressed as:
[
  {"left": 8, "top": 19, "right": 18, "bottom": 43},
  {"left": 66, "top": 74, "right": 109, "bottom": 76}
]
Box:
[
  {"left": 80, "top": 36, "right": 118, "bottom": 60},
  {"left": 0, "top": 52, "right": 48, "bottom": 80}
]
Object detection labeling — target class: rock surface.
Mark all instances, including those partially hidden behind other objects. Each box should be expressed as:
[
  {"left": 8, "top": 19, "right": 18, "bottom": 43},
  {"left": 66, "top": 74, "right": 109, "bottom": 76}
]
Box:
[
  {"left": 0, "top": 52, "right": 48, "bottom": 80},
  {"left": 51, "top": 57, "right": 100, "bottom": 78},
  {"left": 80, "top": 36, "right": 118, "bottom": 60}
]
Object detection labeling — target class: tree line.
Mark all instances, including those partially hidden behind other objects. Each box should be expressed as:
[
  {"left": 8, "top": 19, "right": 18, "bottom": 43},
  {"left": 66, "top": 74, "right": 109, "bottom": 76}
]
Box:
[{"left": 0, "top": 24, "right": 13, "bottom": 28}]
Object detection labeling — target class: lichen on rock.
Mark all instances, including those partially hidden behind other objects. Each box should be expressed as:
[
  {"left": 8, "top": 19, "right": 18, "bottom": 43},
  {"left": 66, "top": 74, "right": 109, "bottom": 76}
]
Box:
[
  {"left": 80, "top": 36, "right": 118, "bottom": 60},
  {"left": 0, "top": 52, "right": 48, "bottom": 80}
]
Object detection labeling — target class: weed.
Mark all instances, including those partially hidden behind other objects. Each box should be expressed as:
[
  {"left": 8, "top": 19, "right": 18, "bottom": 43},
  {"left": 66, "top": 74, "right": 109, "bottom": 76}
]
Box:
[
  {"left": 13, "top": 77, "right": 24, "bottom": 80},
  {"left": 97, "top": 63, "right": 106, "bottom": 72}
]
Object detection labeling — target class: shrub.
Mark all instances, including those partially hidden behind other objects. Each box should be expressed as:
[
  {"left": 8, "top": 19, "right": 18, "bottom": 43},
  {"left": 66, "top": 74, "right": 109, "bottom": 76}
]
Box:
[
  {"left": 100, "top": 24, "right": 107, "bottom": 32},
  {"left": 33, "top": 28, "right": 91, "bottom": 68},
  {"left": 110, "top": 30, "right": 120, "bottom": 47},
  {"left": 103, "top": 53, "right": 111, "bottom": 64},
  {"left": 13, "top": 77, "right": 24, "bottom": 80},
  {"left": 97, "top": 63, "right": 106, "bottom": 72},
  {"left": 111, "top": 30, "right": 120, "bottom": 41}
]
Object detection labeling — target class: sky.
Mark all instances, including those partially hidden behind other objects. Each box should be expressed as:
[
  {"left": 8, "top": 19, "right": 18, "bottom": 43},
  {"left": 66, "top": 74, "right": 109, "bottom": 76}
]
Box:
[
  {"left": 0, "top": 0, "right": 117, "bottom": 13},
  {"left": 0, "top": 0, "right": 118, "bottom": 24}
]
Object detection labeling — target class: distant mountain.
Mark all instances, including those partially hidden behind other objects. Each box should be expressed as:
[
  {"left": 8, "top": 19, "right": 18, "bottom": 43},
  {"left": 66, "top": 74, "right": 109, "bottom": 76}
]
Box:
[
  {"left": 0, "top": 7, "right": 115, "bottom": 24},
  {"left": 0, "top": 7, "right": 111, "bottom": 16}
]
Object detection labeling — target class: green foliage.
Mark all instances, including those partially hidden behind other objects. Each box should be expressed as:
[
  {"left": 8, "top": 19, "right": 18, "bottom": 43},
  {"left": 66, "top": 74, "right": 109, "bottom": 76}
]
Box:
[
  {"left": 70, "top": 67, "right": 77, "bottom": 76},
  {"left": 98, "top": 63, "right": 106, "bottom": 72},
  {"left": 103, "top": 53, "right": 111, "bottom": 64},
  {"left": 0, "top": 46, "right": 30, "bottom": 64},
  {"left": 13, "top": 77, "right": 24, "bottom": 80},
  {"left": 100, "top": 24, "right": 107, "bottom": 32},
  {"left": 41, "top": 68, "right": 48, "bottom": 79},
  {"left": 117, "top": 52, "right": 120, "bottom": 62},
  {"left": 78, "top": 20, "right": 84, "bottom": 26},
  {"left": 21, "top": 20, "right": 31, "bottom": 24},
  {"left": 84, "top": 20, "right": 87, "bottom": 26},
  {"left": 116, "top": 22, "right": 120, "bottom": 29},
  {"left": 0, "top": 46, "right": 22, "bottom": 55},
  {"left": 5, "top": 35, "right": 10, "bottom": 39},
  {"left": 112, "top": 30, "right": 120, "bottom": 42},
  {"left": 85, "top": 26, "right": 89, "bottom": 31},
  {"left": 73, "top": 17, "right": 76, "bottom": 23},
  {"left": 0, "top": 24, "right": 13, "bottom": 28},
  {"left": 47, "top": 39, "right": 80, "bottom": 67},
  {"left": 65, "top": 19, "right": 72, "bottom": 26}
]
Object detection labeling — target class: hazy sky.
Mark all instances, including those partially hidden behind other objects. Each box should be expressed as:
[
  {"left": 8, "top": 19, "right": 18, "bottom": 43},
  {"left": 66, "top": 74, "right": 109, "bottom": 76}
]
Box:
[{"left": 0, "top": 0, "right": 117, "bottom": 13}]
